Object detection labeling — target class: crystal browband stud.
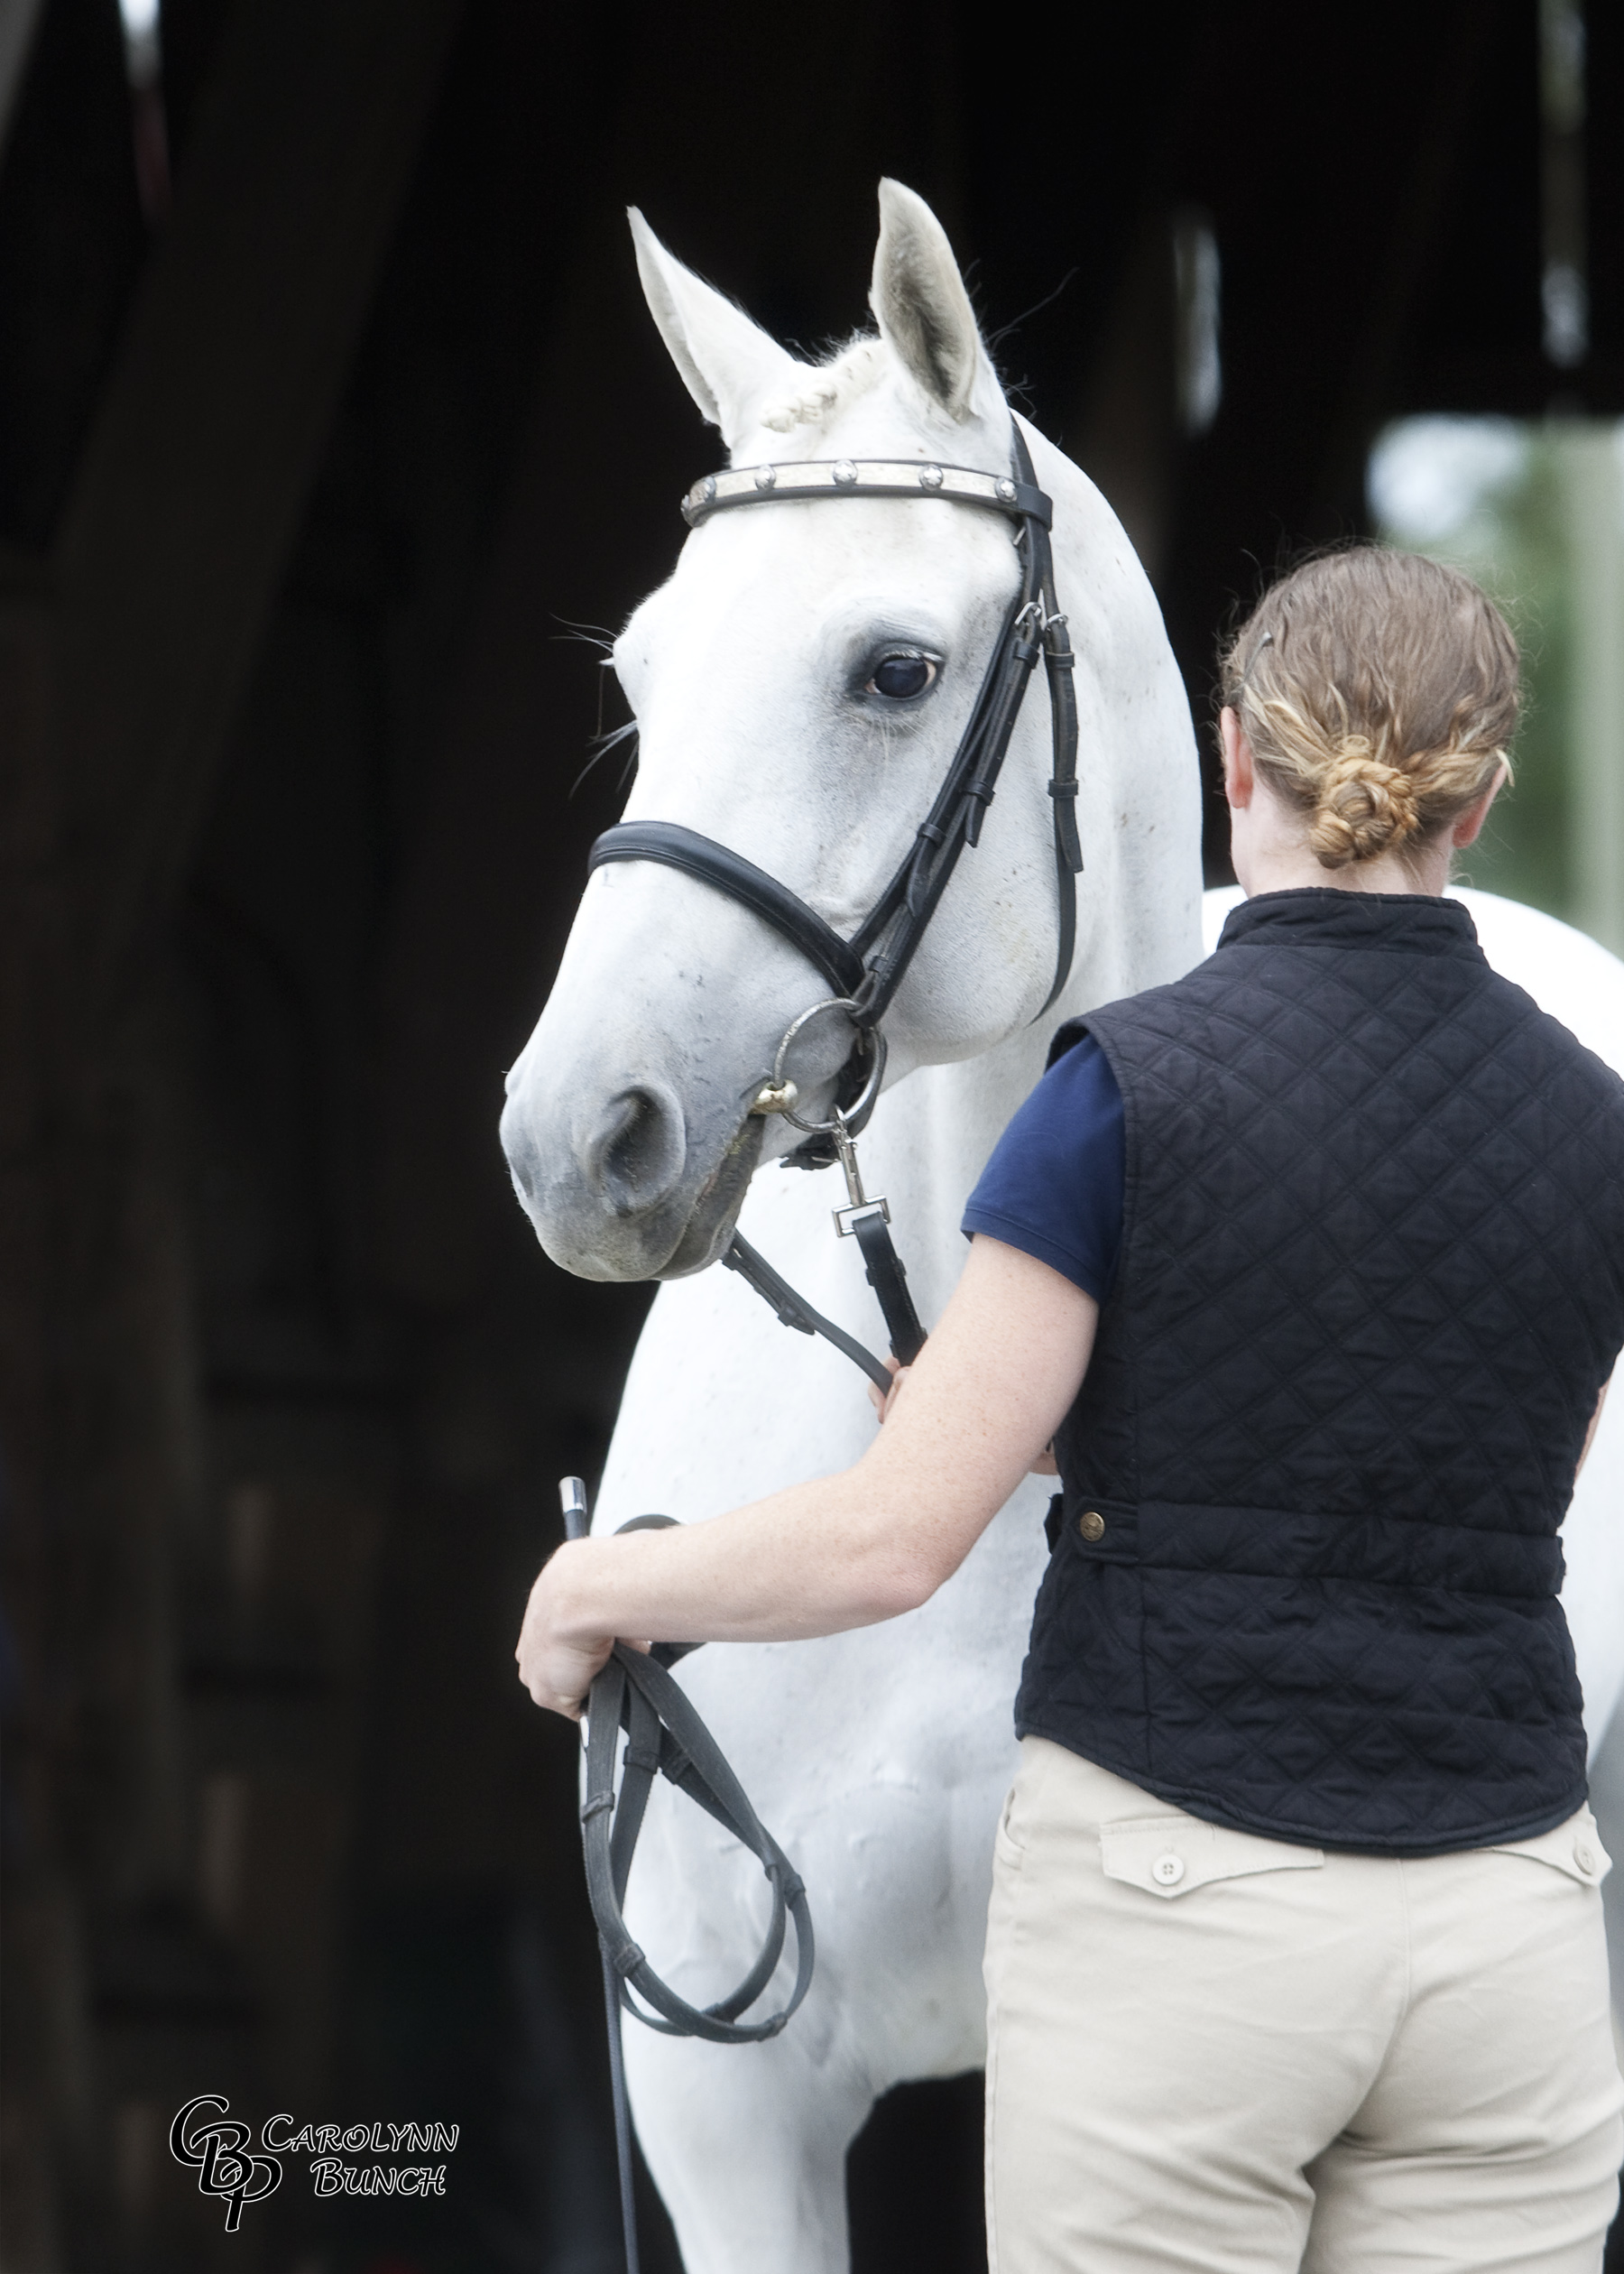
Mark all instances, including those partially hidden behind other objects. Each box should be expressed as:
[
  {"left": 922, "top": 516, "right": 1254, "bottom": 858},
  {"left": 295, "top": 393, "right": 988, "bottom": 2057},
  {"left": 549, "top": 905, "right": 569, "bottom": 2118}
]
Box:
[{"left": 680, "top": 458, "right": 1053, "bottom": 530}]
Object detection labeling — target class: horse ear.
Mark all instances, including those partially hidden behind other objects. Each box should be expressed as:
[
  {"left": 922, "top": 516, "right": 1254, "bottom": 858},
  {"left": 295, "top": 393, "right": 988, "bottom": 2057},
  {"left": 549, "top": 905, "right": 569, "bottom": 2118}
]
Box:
[
  {"left": 629, "top": 208, "right": 802, "bottom": 449},
  {"left": 869, "top": 179, "right": 997, "bottom": 424}
]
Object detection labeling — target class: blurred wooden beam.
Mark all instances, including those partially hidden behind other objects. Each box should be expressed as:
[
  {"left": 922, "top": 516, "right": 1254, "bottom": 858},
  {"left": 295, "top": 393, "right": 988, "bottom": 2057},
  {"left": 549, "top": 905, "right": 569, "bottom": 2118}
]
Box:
[
  {"left": 1306, "top": 0, "right": 1498, "bottom": 532},
  {"left": 0, "top": 3, "right": 459, "bottom": 2258},
  {"left": 51, "top": 0, "right": 463, "bottom": 1003},
  {"left": 0, "top": 0, "right": 46, "bottom": 154}
]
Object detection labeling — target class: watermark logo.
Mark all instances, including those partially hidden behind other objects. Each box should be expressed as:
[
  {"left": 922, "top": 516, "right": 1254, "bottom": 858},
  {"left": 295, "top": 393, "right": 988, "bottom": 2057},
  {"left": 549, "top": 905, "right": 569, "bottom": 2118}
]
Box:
[
  {"left": 168, "top": 2098, "right": 457, "bottom": 2226},
  {"left": 169, "top": 2095, "right": 282, "bottom": 2232}
]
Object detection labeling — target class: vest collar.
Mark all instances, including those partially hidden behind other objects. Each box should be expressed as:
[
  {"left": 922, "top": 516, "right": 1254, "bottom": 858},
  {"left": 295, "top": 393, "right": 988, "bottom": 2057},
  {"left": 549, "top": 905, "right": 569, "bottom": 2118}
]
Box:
[{"left": 1216, "top": 887, "right": 1485, "bottom": 960}]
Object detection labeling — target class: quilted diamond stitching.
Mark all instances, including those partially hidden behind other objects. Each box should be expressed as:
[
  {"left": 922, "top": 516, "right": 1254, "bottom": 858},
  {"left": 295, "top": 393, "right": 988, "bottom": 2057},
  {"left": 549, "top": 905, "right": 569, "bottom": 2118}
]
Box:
[{"left": 1023, "top": 897, "right": 1624, "bottom": 1847}]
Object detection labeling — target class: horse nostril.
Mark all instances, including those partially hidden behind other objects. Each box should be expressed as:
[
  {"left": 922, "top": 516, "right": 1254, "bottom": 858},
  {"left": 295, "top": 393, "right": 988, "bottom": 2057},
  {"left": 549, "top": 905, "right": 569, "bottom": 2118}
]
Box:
[{"left": 584, "top": 1085, "right": 686, "bottom": 1218}]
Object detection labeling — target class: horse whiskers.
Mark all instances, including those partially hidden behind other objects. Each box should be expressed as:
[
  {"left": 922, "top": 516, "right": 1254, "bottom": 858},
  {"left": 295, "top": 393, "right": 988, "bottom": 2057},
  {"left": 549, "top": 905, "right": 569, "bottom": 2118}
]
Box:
[
  {"left": 570, "top": 718, "right": 640, "bottom": 800},
  {"left": 551, "top": 615, "right": 619, "bottom": 653}
]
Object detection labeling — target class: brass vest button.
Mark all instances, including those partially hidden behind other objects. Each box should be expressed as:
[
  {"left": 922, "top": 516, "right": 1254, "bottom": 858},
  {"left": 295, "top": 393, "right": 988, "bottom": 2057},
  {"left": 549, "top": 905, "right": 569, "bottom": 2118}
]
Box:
[{"left": 1078, "top": 1510, "right": 1106, "bottom": 1542}]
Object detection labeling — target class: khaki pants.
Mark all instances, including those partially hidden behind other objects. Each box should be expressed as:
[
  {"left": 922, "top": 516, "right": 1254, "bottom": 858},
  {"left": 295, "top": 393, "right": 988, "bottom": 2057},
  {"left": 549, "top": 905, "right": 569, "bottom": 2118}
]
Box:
[{"left": 984, "top": 1738, "right": 1624, "bottom": 2273}]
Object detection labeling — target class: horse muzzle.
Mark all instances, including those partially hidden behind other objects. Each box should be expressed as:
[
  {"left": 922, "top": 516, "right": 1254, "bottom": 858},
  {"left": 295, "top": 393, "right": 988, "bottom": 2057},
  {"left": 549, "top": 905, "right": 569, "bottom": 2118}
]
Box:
[{"left": 501, "top": 1060, "right": 767, "bottom": 1282}]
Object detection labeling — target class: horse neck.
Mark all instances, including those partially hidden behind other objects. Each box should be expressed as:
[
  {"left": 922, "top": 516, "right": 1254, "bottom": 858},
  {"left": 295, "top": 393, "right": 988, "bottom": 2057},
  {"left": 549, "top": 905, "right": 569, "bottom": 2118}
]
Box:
[{"left": 904, "top": 1027, "right": 1051, "bottom": 1192}]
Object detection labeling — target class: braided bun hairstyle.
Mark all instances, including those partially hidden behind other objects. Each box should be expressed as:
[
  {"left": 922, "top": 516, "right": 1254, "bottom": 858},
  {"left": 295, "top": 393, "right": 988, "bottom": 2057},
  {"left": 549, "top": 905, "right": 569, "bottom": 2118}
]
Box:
[{"left": 1219, "top": 549, "right": 1518, "bottom": 871}]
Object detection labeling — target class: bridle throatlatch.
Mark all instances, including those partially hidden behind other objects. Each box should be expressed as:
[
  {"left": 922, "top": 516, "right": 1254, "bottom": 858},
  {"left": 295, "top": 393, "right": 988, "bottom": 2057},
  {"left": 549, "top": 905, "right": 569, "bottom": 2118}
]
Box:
[{"left": 560, "top": 423, "right": 1081, "bottom": 2274}]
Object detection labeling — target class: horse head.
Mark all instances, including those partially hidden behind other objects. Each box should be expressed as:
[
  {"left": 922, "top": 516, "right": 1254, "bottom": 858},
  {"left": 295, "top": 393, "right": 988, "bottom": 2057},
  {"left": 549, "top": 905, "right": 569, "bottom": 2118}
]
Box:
[{"left": 502, "top": 180, "right": 1186, "bottom": 1283}]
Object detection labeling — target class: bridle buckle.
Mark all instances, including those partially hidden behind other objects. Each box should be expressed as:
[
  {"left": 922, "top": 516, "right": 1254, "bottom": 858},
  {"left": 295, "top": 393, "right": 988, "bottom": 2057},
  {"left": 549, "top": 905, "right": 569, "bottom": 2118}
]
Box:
[{"left": 835, "top": 1197, "right": 892, "bottom": 1239}]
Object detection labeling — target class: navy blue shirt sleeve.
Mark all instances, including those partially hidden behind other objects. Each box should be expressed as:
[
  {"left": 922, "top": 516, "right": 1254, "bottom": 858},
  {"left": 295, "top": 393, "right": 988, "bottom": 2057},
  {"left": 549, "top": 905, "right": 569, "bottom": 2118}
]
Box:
[{"left": 960, "top": 1031, "right": 1125, "bottom": 1302}]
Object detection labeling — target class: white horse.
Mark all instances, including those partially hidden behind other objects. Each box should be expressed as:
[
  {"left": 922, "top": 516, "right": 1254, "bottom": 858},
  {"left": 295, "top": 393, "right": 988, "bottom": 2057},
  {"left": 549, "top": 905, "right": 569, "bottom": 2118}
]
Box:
[{"left": 502, "top": 182, "right": 1624, "bottom": 2273}]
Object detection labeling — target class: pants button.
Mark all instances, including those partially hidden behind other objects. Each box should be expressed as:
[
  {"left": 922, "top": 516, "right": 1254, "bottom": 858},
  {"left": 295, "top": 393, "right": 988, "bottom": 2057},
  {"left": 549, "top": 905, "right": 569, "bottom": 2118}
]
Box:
[
  {"left": 1151, "top": 1853, "right": 1186, "bottom": 1887},
  {"left": 1573, "top": 1838, "right": 1599, "bottom": 1876}
]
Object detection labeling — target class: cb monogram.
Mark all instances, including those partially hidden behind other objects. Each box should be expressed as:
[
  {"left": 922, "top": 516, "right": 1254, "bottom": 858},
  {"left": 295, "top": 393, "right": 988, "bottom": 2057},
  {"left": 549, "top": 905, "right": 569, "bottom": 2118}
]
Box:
[{"left": 169, "top": 2095, "right": 282, "bottom": 2232}]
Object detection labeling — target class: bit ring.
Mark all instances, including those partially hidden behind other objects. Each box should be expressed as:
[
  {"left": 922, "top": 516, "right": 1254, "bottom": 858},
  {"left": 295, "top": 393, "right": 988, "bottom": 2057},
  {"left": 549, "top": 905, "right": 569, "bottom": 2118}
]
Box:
[{"left": 760, "top": 999, "right": 887, "bottom": 1135}]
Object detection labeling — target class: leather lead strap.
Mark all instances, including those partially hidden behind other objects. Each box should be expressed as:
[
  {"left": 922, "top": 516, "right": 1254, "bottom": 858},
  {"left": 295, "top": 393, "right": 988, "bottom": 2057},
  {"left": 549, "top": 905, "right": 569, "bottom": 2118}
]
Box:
[
  {"left": 582, "top": 1641, "right": 816, "bottom": 2044},
  {"left": 722, "top": 1233, "right": 894, "bottom": 1393},
  {"left": 850, "top": 1212, "right": 926, "bottom": 1367},
  {"left": 561, "top": 1482, "right": 817, "bottom": 2274}
]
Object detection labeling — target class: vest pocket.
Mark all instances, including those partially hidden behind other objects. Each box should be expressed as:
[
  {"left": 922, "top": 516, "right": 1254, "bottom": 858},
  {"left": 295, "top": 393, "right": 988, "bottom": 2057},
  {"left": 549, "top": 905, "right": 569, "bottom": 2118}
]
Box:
[
  {"left": 1099, "top": 1814, "right": 1324, "bottom": 1900},
  {"left": 1058, "top": 1494, "right": 1140, "bottom": 1565}
]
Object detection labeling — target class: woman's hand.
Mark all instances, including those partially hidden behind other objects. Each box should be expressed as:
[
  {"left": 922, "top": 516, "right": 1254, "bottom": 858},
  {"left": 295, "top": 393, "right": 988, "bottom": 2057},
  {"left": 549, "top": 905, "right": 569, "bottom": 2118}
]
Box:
[
  {"left": 867, "top": 1356, "right": 906, "bottom": 1423},
  {"left": 515, "top": 1541, "right": 619, "bottom": 1720}
]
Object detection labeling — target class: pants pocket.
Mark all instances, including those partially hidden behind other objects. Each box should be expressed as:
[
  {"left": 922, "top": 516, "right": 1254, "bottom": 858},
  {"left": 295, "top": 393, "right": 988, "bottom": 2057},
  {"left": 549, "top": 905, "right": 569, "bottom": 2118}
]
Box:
[
  {"left": 1099, "top": 1812, "right": 1324, "bottom": 1900},
  {"left": 993, "top": 1784, "right": 1025, "bottom": 1870},
  {"left": 1488, "top": 1805, "right": 1611, "bottom": 1888}
]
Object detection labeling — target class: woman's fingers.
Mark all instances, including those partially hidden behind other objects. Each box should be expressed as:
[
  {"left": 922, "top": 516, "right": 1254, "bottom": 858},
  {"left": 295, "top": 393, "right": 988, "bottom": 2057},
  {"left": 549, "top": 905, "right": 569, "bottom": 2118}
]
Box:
[
  {"left": 869, "top": 1356, "right": 907, "bottom": 1421},
  {"left": 517, "top": 1631, "right": 651, "bottom": 1717},
  {"left": 515, "top": 1559, "right": 614, "bottom": 1719},
  {"left": 517, "top": 1632, "right": 608, "bottom": 1719}
]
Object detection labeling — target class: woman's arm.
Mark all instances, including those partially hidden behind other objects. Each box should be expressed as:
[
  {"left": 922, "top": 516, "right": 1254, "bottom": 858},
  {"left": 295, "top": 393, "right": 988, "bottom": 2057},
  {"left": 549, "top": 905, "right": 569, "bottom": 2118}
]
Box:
[
  {"left": 1579, "top": 1377, "right": 1610, "bottom": 1476},
  {"left": 515, "top": 1234, "right": 1097, "bottom": 1716}
]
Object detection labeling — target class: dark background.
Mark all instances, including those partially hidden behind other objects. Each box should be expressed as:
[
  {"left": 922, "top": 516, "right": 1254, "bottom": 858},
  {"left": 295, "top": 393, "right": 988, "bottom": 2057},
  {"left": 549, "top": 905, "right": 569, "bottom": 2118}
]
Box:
[{"left": 0, "top": 2, "right": 1619, "bottom": 2269}]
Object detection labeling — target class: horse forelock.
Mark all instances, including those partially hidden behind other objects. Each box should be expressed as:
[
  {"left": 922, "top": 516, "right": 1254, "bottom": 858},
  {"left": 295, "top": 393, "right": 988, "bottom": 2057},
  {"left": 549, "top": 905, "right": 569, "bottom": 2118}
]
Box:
[{"left": 750, "top": 336, "right": 889, "bottom": 443}]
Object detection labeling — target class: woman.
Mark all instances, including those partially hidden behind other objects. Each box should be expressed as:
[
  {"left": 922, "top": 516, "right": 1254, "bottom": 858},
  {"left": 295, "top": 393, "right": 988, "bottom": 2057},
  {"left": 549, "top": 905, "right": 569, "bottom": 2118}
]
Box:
[{"left": 518, "top": 548, "right": 1624, "bottom": 2271}]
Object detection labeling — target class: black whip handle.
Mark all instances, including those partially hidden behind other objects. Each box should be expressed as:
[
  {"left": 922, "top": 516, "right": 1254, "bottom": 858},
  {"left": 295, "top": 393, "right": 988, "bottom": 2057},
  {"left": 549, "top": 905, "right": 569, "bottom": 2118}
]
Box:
[{"left": 559, "top": 1483, "right": 642, "bottom": 2274}]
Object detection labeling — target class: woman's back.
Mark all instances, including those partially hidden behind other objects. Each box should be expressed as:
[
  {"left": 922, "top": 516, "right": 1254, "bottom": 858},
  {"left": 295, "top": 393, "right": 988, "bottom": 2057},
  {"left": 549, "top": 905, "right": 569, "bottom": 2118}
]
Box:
[{"left": 1020, "top": 884, "right": 1624, "bottom": 1852}]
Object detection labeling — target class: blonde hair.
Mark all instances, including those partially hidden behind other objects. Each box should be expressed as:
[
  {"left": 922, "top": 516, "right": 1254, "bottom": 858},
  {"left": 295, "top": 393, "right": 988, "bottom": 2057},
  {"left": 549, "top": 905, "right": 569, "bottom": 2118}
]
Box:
[{"left": 1218, "top": 549, "right": 1518, "bottom": 871}]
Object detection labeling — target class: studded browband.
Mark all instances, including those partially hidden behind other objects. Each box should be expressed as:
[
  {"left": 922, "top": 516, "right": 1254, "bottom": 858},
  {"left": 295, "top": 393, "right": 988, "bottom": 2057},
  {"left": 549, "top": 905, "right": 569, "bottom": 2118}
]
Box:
[{"left": 681, "top": 457, "right": 1053, "bottom": 529}]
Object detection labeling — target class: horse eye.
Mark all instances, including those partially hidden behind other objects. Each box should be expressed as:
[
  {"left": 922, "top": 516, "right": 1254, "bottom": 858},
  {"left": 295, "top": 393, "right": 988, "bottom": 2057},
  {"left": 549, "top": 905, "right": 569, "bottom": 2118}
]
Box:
[{"left": 867, "top": 653, "right": 937, "bottom": 700}]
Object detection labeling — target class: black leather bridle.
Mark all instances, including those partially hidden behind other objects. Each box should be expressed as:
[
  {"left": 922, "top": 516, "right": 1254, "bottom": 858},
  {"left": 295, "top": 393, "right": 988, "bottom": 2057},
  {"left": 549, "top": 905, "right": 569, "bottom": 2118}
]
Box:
[{"left": 587, "top": 421, "right": 1082, "bottom": 1155}]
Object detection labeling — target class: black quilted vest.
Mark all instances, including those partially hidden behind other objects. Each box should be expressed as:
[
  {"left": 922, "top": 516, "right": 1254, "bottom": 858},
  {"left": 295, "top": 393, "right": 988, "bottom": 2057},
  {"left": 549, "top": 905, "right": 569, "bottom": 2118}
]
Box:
[{"left": 1016, "top": 889, "right": 1624, "bottom": 1855}]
